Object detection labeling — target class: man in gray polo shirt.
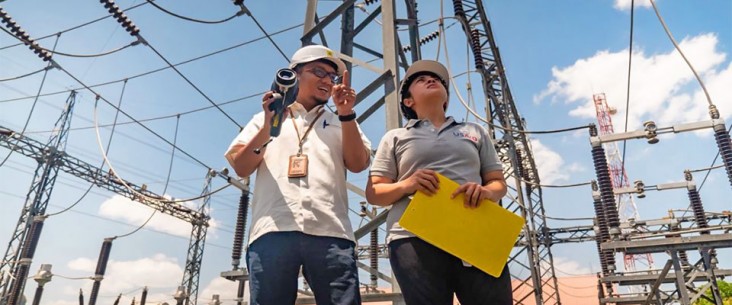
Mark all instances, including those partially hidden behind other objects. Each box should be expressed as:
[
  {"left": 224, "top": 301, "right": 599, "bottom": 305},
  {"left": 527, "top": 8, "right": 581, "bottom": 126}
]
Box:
[{"left": 365, "top": 60, "right": 511, "bottom": 305}]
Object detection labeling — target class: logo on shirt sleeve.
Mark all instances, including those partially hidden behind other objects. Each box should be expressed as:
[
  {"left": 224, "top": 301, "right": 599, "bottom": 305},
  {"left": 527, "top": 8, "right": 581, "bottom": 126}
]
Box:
[{"left": 323, "top": 119, "right": 330, "bottom": 129}]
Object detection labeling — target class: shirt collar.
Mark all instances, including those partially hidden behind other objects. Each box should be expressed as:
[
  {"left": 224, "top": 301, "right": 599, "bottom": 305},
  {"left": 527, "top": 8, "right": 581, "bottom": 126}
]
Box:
[
  {"left": 289, "top": 102, "right": 324, "bottom": 117},
  {"left": 405, "top": 116, "right": 461, "bottom": 129}
]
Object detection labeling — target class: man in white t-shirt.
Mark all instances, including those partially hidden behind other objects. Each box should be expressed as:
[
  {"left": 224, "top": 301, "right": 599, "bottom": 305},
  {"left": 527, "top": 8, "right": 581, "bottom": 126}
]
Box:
[{"left": 225, "top": 45, "right": 371, "bottom": 305}]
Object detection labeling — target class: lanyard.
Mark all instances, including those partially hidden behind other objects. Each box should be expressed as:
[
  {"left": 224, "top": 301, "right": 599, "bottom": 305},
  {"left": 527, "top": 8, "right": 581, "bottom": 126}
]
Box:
[{"left": 290, "top": 108, "right": 325, "bottom": 156}]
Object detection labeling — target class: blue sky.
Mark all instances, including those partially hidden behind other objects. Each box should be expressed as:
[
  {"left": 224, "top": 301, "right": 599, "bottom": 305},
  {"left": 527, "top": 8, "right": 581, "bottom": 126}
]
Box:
[{"left": 1, "top": 0, "right": 731, "bottom": 304}]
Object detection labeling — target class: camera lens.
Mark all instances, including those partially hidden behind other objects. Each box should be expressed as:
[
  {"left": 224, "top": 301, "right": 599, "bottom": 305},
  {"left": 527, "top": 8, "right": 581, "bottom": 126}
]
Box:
[{"left": 276, "top": 68, "right": 297, "bottom": 87}]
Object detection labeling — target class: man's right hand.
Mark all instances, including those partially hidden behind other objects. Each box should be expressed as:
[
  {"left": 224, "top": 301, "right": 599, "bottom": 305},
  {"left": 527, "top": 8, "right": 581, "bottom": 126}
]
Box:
[
  {"left": 403, "top": 169, "right": 439, "bottom": 196},
  {"left": 262, "top": 91, "right": 277, "bottom": 123}
]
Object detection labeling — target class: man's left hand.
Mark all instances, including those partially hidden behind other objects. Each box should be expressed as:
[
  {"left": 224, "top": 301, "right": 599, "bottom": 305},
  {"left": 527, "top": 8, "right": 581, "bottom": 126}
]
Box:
[{"left": 332, "top": 70, "right": 356, "bottom": 115}]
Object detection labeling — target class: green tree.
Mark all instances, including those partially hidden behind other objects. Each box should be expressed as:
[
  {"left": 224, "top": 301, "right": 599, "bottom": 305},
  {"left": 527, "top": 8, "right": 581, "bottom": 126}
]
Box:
[{"left": 693, "top": 280, "right": 732, "bottom": 305}]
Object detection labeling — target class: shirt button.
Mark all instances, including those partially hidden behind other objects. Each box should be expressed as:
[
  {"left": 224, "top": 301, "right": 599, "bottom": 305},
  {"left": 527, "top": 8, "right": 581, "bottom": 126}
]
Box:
[{"left": 431, "top": 128, "right": 436, "bottom": 132}]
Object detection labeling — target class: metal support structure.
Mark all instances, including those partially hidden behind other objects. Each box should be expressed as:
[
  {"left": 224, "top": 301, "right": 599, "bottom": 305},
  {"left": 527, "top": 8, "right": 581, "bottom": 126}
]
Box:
[
  {"left": 0, "top": 126, "right": 204, "bottom": 222},
  {"left": 180, "top": 170, "right": 216, "bottom": 305},
  {"left": 0, "top": 100, "right": 208, "bottom": 303},
  {"left": 381, "top": 0, "right": 401, "bottom": 131},
  {"left": 452, "top": 0, "right": 560, "bottom": 303},
  {"left": 669, "top": 251, "right": 692, "bottom": 305},
  {"left": 0, "top": 91, "right": 76, "bottom": 305},
  {"left": 603, "top": 232, "right": 732, "bottom": 304}
]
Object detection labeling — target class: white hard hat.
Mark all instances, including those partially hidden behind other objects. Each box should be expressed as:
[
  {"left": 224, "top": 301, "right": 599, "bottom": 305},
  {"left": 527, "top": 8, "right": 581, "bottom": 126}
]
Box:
[{"left": 289, "top": 45, "right": 347, "bottom": 76}]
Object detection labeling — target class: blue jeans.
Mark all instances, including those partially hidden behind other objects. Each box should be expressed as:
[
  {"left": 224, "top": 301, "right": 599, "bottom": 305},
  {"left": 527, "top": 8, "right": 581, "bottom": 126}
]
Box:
[
  {"left": 246, "top": 231, "right": 361, "bottom": 305},
  {"left": 389, "top": 237, "right": 513, "bottom": 305}
]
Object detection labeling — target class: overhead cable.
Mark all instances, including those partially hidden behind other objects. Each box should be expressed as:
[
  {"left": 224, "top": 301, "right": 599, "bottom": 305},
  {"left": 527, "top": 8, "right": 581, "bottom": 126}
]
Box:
[
  {"left": 41, "top": 40, "right": 139, "bottom": 58},
  {"left": 239, "top": 4, "right": 289, "bottom": 62},
  {"left": 0, "top": 34, "right": 59, "bottom": 168},
  {"left": 112, "top": 113, "right": 181, "bottom": 239},
  {"left": 618, "top": 0, "right": 635, "bottom": 189},
  {"left": 145, "top": 0, "right": 244, "bottom": 24},
  {"left": 649, "top": 0, "right": 716, "bottom": 109},
  {"left": 25, "top": 90, "right": 265, "bottom": 134},
  {"left": 0, "top": 21, "right": 304, "bottom": 104},
  {"left": 0, "top": 66, "right": 51, "bottom": 82}
]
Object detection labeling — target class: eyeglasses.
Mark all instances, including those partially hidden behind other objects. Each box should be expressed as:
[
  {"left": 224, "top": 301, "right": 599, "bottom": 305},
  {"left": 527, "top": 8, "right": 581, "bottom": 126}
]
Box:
[{"left": 306, "top": 67, "right": 340, "bottom": 83}]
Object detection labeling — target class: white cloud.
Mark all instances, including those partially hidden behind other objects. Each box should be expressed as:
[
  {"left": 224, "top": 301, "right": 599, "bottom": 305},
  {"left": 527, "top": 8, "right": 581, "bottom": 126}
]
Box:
[
  {"left": 529, "top": 139, "right": 584, "bottom": 185},
  {"left": 534, "top": 34, "right": 730, "bottom": 132},
  {"left": 614, "top": 0, "right": 652, "bottom": 11},
  {"left": 98, "top": 195, "right": 193, "bottom": 237},
  {"left": 547, "top": 256, "right": 595, "bottom": 276},
  {"left": 199, "top": 277, "right": 248, "bottom": 304}
]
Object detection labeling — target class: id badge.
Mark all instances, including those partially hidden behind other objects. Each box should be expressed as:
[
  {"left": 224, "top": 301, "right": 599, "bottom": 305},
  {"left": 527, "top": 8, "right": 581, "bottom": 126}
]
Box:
[{"left": 288, "top": 154, "right": 308, "bottom": 178}]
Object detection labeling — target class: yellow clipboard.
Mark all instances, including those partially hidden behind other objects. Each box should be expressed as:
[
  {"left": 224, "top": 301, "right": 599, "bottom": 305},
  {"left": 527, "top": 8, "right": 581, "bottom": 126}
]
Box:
[{"left": 399, "top": 173, "right": 525, "bottom": 277}]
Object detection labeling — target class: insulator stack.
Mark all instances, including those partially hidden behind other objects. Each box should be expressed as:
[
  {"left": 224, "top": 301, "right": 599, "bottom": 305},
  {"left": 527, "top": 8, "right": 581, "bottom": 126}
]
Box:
[
  {"left": 401, "top": 31, "right": 440, "bottom": 53},
  {"left": 687, "top": 187, "right": 708, "bottom": 231},
  {"left": 685, "top": 177, "right": 719, "bottom": 260},
  {"left": 452, "top": 0, "right": 465, "bottom": 17},
  {"left": 469, "top": 29, "right": 484, "bottom": 70},
  {"left": 231, "top": 190, "right": 249, "bottom": 269},
  {"left": 591, "top": 145, "right": 620, "bottom": 235},
  {"left": 591, "top": 189, "right": 615, "bottom": 293},
  {"left": 370, "top": 228, "right": 378, "bottom": 288},
  {"left": 713, "top": 124, "right": 732, "bottom": 189},
  {"left": 515, "top": 148, "right": 525, "bottom": 181},
  {"left": 515, "top": 148, "right": 533, "bottom": 194},
  {"left": 678, "top": 250, "right": 690, "bottom": 269},
  {"left": 89, "top": 238, "right": 114, "bottom": 305},
  {"left": 99, "top": 0, "right": 140, "bottom": 35},
  {"left": 0, "top": 8, "right": 52, "bottom": 61},
  {"left": 7, "top": 218, "right": 45, "bottom": 305}
]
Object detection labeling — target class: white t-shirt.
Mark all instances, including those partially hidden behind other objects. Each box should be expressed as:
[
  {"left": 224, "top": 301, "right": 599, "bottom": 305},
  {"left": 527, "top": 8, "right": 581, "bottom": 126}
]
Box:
[{"left": 225, "top": 102, "right": 371, "bottom": 245}]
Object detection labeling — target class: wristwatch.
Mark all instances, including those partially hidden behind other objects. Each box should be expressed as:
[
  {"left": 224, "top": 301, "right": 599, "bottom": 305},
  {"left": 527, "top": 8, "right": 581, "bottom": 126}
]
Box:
[{"left": 338, "top": 112, "right": 357, "bottom": 122}]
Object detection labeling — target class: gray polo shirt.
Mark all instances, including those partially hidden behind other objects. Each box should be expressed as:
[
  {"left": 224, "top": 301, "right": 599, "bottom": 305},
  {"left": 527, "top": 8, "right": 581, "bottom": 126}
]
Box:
[{"left": 369, "top": 117, "right": 503, "bottom": 244}]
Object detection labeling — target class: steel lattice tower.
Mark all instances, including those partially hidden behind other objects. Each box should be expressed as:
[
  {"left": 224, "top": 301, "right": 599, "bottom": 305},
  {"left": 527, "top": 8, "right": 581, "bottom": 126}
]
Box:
[
  {"left": 0, "top": 91, "right": 77, "bottom": 305},
  {"left": 592, "top": 93, "right": 654, "bottom": 275},
  {"left": 453, "top": 1, "right": 561, "bottom": 304},
  {"left": 0, "top": 104, "right": 209, "bottom": 305}
]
